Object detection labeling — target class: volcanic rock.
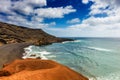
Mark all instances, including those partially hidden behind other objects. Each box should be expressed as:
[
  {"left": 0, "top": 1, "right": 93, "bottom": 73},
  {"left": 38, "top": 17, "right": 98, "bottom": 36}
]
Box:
[
  {"left": 0, "top": 59, "right": 88, "bottom": 80},
  {"left": 0, "top": 22, "right": 72, "bottom": 46},
  {"left": 0, "top": 39, "right": 6, "bottom": 46}
]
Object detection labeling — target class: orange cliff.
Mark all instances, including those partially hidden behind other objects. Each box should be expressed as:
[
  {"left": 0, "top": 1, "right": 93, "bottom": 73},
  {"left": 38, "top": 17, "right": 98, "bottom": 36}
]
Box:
[{"left": 0, "top": 59, "right": 88, "bottom": 80}]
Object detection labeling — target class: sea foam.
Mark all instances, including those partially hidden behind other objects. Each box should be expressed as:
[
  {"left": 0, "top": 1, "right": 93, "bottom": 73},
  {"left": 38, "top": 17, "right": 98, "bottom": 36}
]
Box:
[
  {"left": 89, "top": 72, "right": 120, "bottom": 80},
  {"left": 22, "top": 38, "right": 120, "bottom": 80},
  {"left": 62, "top": 40, "right": 81, "bottom": 44},
  {"left": 22, "top": 45, "right": 51, "bottom": 60}
]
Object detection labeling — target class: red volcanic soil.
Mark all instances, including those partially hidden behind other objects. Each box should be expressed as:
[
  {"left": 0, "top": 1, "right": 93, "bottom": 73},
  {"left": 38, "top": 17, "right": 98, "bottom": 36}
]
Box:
[{"left": 0, "top": 59, "right": 88, "bottom": 80}]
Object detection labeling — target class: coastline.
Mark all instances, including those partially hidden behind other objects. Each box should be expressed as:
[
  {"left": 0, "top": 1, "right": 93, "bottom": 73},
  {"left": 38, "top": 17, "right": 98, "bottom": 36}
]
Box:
[
  {"left": 0, "top": 22, "right": 88, "bottom": 79},
  {"left": 0, "top": 43, "right": 88, "bottom": 80},
  {"left": 0, "top": 43, "right": 32, "bottom": 68}
]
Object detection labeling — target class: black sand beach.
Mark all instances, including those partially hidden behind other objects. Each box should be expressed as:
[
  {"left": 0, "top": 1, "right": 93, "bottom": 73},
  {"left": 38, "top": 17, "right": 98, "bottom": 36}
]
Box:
[{"left": 0, "top": 43, "right": 32, "bottom": 68}]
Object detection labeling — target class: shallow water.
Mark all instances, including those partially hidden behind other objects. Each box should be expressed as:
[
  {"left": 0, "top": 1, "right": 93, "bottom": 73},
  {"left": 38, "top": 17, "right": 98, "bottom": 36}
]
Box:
[{"left": 23, "top": 38, "right": 120, "bottom": 80}]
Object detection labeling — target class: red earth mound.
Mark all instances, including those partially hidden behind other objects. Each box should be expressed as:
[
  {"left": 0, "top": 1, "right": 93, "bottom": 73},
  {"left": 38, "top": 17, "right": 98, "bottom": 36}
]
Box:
[{"left": 0, "top": 59, "right": 88, "bottom": 80}]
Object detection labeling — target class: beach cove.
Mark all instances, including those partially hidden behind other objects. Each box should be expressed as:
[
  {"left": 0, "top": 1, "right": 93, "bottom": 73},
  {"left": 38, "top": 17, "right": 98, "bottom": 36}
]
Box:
[{"left": 0, "top": 22, "right": 88, "bottom": 80}]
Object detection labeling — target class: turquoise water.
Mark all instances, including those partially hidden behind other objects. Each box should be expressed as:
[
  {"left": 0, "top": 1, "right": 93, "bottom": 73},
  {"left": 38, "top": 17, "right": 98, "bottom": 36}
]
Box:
[{"left": 23, "top": 38, "right": 120, "bottom": 80}]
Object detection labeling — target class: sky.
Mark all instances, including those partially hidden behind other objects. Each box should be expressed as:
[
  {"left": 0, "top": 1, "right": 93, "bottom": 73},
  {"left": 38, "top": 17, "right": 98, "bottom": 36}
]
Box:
[{"left": 0, "top": 0, "right": 120, "bottom": 37}]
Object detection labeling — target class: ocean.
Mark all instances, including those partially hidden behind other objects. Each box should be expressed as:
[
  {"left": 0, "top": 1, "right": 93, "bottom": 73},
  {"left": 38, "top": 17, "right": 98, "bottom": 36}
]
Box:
[{"left": 23, "top": 38, "right": 120, "bottom": 80}]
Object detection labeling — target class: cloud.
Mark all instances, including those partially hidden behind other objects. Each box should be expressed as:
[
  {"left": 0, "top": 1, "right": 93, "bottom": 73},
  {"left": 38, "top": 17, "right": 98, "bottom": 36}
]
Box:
[
  {"left": 26, "top": 0, "right": 47, "bottom": 7},
  {"left": 0, "top": 0, "right": 12, "bottom": 14},
  {"left": 0, "top": 0, "right": 47, "bottom": 28},
  {"left": 49, "top": 22, "right": 56, "bottom": 26},
  {"left": 89, "top": 0, "right": 120, "bottom": 16},
  {"left": 82, "top": 0, "right": 89, "bottom": 4},
  {"left": 45, "top": 0, "right": 120, "bottom": 37},
  {"left": 0, "top": 0, "right": 47, "bottom": 15},
  {"left": 11, "top": 0, "right": 47, "bottom": 15},
  {"left": 0, "top": 0, "right": 75, "bottom": 18},
  {"left": 34, "top": 6, "right": 76, "bottom": 18},
  {"left": 67, "top": 18, "right": 80, "bottom": 24},
  {"left": 0, "top": 0, "right": 76, "bottom": 29},
  {"left": 1, "top": 0, "right": 119, "bottom": 37},
  {"left": 68, "top": 15, "right": 120, "bottom": 31},
  {"left": 1, "top": 13, "right": 56, "bottom": 29},
  {"left": 69, "top": 0, "right": 120, "bottom": 37}
]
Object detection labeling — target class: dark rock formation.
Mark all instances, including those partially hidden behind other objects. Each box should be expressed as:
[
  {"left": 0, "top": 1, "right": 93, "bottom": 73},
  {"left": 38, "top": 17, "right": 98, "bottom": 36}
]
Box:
[
  {"left": 0, "top": 22, "right": 72, "bottom": 45},
  {"left": 0, "top": 39, "right": 6, "bottom": 46}
]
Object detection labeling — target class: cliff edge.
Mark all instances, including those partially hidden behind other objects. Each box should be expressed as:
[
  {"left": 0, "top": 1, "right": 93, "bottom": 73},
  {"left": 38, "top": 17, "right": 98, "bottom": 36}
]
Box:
[
  {"left": 0, "top": 22, "right": 72, "bottom": 46},
  {"left": 0, "top": 59, "right": 88, "bottom": 80}
]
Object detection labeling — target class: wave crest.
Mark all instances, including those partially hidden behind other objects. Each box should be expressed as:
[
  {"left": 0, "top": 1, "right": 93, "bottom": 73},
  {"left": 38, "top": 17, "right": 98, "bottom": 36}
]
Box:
[
  {"left": 22, "top": 45, "right": 51, "bottom": 60},
  {"left": 87, "top": 47, "right": 112, "bottom": 52},
  {"left": 62, "top": 40, "right": 81, "bottom": 44}
]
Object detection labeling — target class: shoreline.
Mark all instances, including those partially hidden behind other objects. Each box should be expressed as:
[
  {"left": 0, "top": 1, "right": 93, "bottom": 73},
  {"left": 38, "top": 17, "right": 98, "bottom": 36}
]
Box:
[
  {"left": 0, "top": 43, "right": 88, "bottom": 80},
  {"left": 0, "top": 43, "right": 32, "bottom": 68},
  {"left": 0, "top": 59, "right": 88, "bottom": 80}
]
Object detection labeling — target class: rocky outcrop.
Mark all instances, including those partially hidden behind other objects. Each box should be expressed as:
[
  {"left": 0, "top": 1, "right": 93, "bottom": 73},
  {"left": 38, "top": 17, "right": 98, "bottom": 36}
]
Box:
[
  {"left": 0, "top": 59, "right": 88, "bottom": 80},
  {"left": 0, "top": 22, "right": 72, "bottom": 46},
  {"left": 0, "top": 39, "right": 6, "bottom": 46}
]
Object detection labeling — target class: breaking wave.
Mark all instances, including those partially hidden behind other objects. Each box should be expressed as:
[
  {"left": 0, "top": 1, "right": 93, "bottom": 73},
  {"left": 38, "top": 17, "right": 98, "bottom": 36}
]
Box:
[
  {"left": 89, "top": 72, "right": 120, "bottom": 80},
  {"left": 22, "top": 45, "right": 51, "bottom": 60},
  {"left": 22, "top": 38, "right": 120, "bottom": 80},
  {"left": 62, "top": 40, "right": 81, "bottom": 44},
  {"left": 87, "top": 47, "right": 112, "bottom": 52}
]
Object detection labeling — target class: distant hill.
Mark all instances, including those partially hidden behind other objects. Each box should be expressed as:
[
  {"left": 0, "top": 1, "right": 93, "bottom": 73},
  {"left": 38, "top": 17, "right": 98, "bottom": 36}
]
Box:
[{"left": 0, "top": 22, "right": 71, "bottom": 46}]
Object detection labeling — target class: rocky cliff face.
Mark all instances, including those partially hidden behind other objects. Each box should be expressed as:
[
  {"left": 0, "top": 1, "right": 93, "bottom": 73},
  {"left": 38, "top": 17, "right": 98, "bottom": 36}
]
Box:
[{"left": 0, "top": 22, "right": 72, "bottom": 46}]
